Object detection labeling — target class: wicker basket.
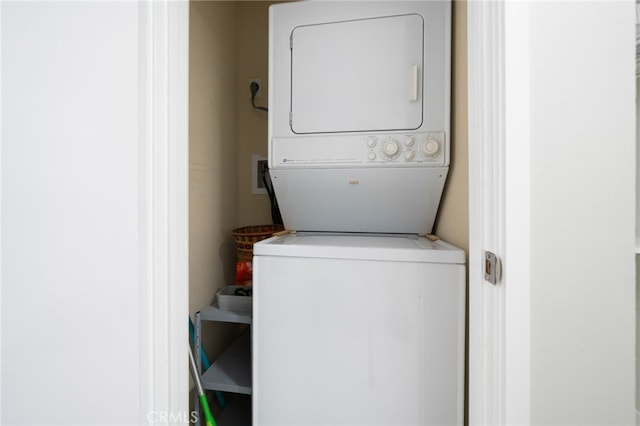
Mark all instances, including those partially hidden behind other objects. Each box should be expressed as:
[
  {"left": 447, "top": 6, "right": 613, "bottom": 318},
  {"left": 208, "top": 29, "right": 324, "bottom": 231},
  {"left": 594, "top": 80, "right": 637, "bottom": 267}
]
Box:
[{"left": 232, "top": 224, "right": 285, "bottom": 262}]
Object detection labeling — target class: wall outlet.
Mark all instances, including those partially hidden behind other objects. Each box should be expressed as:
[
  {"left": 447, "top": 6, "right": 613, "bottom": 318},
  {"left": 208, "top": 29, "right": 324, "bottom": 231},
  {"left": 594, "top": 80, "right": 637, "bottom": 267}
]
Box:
[
  {"left": 252, "top": 154, "right": 268, "bottom": 194},
  {"left": 249, "top": 78, "right": 262, "bottom": 98}
]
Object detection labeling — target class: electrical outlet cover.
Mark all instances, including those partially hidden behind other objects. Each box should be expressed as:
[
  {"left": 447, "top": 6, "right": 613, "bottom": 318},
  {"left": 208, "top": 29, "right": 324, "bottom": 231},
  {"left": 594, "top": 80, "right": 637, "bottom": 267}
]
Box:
[{"left": 249, "top": 78, "right": 262, "bottom": 98}]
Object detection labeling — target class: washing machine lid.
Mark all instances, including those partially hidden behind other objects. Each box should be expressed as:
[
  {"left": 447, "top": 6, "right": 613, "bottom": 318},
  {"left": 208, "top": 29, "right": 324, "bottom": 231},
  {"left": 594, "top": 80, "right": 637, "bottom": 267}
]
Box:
[{"left": 253, "top": 233, "right": 465, "bottom": 264}]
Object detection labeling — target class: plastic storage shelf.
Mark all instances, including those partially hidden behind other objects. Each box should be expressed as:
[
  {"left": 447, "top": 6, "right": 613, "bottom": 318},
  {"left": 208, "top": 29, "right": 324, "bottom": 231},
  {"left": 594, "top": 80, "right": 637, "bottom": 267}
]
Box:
[
  {"left": 194, "top": 303, "right": 252, "bottom": 426},
  {"left": 198, "top": 303, "right": 251, "bottom": 324},
  {"left": 201, "top": 328, "right": 251, "bottom": 394}
]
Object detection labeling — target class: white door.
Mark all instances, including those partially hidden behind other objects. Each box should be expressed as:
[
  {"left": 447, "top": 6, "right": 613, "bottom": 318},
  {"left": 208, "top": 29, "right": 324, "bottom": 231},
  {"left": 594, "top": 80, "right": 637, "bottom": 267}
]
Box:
[
  {"left": 0, "top": 2, "right": 189, "bottom": 424},
  {"left": 291, "top": 14, "right": 424, "bottom": 133},
  {"left": 467, "top": 1, "right": 636, "bottom": 425}
]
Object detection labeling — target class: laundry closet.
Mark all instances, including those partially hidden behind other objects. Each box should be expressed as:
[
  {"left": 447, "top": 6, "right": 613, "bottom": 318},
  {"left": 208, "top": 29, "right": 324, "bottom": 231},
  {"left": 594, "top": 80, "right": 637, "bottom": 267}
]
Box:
[
  {"left": 0, "top": 2, "right": 634, "bottom": 425},
  {"left": 188, "top": 0, "right": 469, "bottom": 420}
]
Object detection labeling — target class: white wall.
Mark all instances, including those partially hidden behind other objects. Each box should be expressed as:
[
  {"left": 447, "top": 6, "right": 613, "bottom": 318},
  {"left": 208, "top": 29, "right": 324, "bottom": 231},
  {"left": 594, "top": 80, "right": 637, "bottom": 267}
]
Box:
[
  {"left": 526, "top": 2, "right": 635, "bottom": 423},
  {"left": 1, "top": 2, "right": 189, "bottom": 424}
]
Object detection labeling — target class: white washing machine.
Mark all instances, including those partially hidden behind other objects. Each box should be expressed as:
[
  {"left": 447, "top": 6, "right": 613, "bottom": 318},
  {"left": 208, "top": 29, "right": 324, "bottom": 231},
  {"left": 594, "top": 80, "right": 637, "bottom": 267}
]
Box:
[{"left": 252, "top": 233, "right": 465, "bottom": 426}]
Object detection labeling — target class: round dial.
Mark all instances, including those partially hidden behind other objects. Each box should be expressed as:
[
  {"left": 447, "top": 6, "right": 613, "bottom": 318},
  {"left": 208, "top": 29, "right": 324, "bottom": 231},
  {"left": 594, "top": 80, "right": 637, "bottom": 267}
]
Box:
[
  {"left": 382, "top": 139, "right": 400, "bottom": 158},
  {"left": 366, "top": 137, "right": 377, "bottom": 148},
  {"left": 422, "top": 139, "right": 440, "bottom": 157},
  {"left": 404, "top": 135, "right": 416, "bottom": 147}
]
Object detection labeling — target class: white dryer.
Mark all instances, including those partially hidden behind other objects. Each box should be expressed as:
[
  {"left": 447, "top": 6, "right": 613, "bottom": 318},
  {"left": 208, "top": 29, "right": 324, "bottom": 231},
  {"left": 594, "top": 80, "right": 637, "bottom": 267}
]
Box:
[{"left": 268, "top": 1, "right": 451, "bottom": 234}]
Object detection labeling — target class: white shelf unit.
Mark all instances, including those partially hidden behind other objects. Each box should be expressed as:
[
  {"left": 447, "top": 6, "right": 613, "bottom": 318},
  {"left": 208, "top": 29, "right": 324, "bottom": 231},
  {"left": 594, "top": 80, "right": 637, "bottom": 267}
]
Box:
[{"left": 194, "top": 304, "right": 252, "bottom": 426}]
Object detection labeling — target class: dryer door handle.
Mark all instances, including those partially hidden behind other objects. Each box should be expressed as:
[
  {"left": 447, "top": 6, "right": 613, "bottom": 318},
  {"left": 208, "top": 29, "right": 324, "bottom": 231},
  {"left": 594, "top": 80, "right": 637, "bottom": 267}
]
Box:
[{"left": 410, "top": 64, "right": 420, "bottom": 102}]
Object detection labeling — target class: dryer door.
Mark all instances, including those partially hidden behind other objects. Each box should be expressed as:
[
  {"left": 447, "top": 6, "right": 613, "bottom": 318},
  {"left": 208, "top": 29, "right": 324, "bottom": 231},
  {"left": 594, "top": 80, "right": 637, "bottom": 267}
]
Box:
[{"left": 290, "top": 14, "right": 424, "bottom": 134}]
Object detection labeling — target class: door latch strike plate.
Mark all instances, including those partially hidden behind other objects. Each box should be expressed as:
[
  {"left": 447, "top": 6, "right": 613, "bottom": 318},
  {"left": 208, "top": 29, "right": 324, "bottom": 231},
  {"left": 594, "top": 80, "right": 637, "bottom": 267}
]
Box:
[{"left": 484, "top": 251, "right": 501, "bottom": 285}]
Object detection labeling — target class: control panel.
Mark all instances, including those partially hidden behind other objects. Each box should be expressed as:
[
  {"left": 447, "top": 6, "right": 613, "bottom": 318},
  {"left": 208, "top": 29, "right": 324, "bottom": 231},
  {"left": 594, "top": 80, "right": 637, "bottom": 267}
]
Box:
[
  {"left": 365, "top": 133, "right": 443, "bottom": 163},
  {"left": 271, "top": 132, "right": 447, "bottom": 168}
]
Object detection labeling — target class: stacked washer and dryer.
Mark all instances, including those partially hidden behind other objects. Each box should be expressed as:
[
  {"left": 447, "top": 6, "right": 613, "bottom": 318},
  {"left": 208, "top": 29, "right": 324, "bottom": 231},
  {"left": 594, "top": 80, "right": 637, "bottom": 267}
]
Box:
[{"left": 252, "top": 2, "right": 465, "bottom": 425}]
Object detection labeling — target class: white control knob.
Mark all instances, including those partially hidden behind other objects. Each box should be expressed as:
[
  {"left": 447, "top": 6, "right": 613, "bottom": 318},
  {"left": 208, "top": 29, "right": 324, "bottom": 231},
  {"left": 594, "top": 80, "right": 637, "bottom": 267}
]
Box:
[
  {"left": 366, "top": 137, "right": 377, "bottom": 148},
  {"left": 404, "top": 135, "right": 416, "bottom": 147},
  {"left": 368, "top": 152, "right": 376, "bottom": 160},
  {"left": 422, "top": 139, "right": 440, "bottom": 156},
  {"left": 404, "top": 151, "right": 416, "bottom": 161},
  {"left": 383, "top": 139, "right": 400, "bottom": 157}
]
